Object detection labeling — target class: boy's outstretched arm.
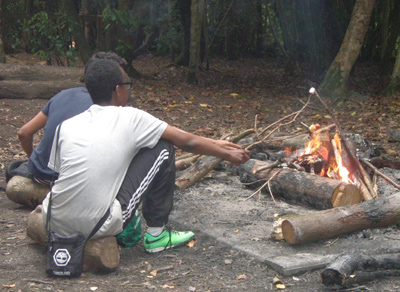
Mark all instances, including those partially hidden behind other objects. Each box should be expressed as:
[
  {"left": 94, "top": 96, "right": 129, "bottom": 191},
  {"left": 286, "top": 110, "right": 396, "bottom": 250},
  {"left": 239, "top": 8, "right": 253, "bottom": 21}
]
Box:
[{"left": 161, "top": 125, "right": 250, "bottom": 165}]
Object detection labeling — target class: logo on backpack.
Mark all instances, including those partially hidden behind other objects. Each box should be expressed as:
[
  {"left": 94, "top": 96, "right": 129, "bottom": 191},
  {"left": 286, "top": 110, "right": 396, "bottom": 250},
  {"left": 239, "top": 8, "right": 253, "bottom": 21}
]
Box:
[{"left": 53, "top": 249, "right": 71, "bottom": 266}]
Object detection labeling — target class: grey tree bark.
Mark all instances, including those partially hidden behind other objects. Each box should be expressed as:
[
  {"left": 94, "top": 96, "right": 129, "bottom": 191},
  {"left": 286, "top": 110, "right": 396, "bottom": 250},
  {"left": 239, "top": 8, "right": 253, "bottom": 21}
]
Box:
[
  {"left": 387, "top": 41, "right": 400, "bottom": 93},
  {"left": 0, "top": 0, "right": 4, "bottom": 63},
  {"left": 187, "top": 0, "right": 204, "bottom": 84},
  {"left": 319, "top": 0, "right": 376, "bottom": 100}
]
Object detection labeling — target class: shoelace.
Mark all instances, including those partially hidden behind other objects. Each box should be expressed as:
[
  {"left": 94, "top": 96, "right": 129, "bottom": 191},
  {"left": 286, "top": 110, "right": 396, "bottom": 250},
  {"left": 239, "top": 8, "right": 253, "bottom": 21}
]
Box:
[{"left": 164, "top": 226, "right": 173, "bottom": 251}]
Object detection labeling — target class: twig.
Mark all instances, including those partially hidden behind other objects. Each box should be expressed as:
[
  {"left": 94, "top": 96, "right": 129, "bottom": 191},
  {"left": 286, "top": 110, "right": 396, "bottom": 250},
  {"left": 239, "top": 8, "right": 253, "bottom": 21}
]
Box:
[
  {"left": 254, "top": 114, "right": 259, "bottom": 137},
  {"left": 258, "top": 93, "right": 312, "bottom": 137},
  {"left": 245, "top": 126, "right": 279, "bottom": 150},
  {"left": 245, "top": 180, "right": 269, "bottom": 201},
  {"left": 310, "top": 88, "right": 377, "bottom": 199},
  {"left": 325, "top": 236, "right": 340, "bottom": 247},
  {"left": 23, "top": 279, "right": 55, "bottom": 285},
  {"left": 267, "top": 170, "right": 280, "bottom": 203},
  {"left": 167, "top": 272, "right": 198, "bottom": 281},
  {"left": 361, "top": 158, "right": 400, "bottom": 190},
  {"left": 245, "top": 169, "right": 281, "bottom": 203}
]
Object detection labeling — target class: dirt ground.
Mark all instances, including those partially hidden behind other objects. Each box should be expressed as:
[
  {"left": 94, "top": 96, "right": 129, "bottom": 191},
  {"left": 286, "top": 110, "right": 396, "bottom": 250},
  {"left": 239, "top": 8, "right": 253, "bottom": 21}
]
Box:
[{"left": 1, "top": 54, "right": 400, "bottom": 291}]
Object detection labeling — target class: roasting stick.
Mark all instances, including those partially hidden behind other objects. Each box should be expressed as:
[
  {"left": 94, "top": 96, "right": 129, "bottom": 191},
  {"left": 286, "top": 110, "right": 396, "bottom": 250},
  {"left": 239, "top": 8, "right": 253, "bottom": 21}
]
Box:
[{"left": 309, "top": 87, "right": 377, "bottom": 199}]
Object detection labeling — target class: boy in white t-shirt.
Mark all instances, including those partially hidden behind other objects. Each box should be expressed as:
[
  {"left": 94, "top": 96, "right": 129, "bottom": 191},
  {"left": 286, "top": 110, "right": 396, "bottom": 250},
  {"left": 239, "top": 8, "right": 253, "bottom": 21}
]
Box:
[{"left": 43, "top": 59, "right": 250, "bottom": 253}]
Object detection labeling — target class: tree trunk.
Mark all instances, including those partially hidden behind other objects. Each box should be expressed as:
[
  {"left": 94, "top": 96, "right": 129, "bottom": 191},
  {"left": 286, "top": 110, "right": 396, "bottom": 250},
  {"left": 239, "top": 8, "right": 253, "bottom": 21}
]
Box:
[
  {"left": 224, "top": 0, "right": 239, "bottom": 60},
  {"left": 187, "top": 0, "right": 203, "bottom": 84},
  {"left": 175, "top": 0, "right": 191, "bottom": 66},
  {"left": 0, "top": 63, "right": 83, "bottom": 99},
  {"left": 21, "top": 0, "right": 33, "bottom": 52},
  {"left": 387, "top": 41, "right": 400, "bottom": 93},
  {"left": 239, "top": 159, "right": 362, "bottom": 210},
  {"left": 26, "top": 205, "right": 120, "bottom": 272},
  {"left": 0, "top": 0, "right": 5, "bottom": 63},
  {"left": 6, "top": 176, "right": 50, "bottom": 208},
  {"left": 62, "top": 0, "right": 93, "bottom": 64},
  {"left": 281, "top": 192, "right": 400, "bottom": 245},
  {"left": 319, "top": 0, "right": 376, "bottom": 100},
  {"left": 381, "top": 1, "right": 400, "bottom": 72},
  {"left": 380, "top": 0, "right": 390, "bottom": 61}
]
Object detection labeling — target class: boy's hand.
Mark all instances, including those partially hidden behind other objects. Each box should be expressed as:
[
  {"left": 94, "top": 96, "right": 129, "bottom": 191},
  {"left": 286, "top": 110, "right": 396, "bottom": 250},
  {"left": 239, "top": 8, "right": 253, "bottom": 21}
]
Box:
[{"left": 227, "top": 149, "right": 250, "bottom": 165}]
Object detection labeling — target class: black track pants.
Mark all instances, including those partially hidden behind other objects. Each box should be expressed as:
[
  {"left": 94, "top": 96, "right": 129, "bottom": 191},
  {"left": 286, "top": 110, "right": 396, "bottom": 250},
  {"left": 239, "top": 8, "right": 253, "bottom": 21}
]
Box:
[{"left": 116, "top": 139, "right": 176, "bottom": 229}]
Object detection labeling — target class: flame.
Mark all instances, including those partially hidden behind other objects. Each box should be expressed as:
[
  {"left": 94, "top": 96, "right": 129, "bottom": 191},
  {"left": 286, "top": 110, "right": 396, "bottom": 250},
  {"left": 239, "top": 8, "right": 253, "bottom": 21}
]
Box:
[
  {"left": 285, "top": 125, "right": 355, "bottom": 184},
  {"left": 327, "top": 134, "right": 353, "bottom": 184}
]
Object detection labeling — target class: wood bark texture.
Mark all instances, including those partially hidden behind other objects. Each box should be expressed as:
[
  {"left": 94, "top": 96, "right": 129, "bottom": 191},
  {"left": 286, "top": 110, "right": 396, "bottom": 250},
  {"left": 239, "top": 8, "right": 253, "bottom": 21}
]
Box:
[
  {"left": 6, "top": 175, "right": 50, "bottom": 207},
  {"left": 0, "top": 63, "right": 83, "bottom": 99},
  {"left": 176, "top": 156, "right": 221, "bottom": 189},
  {"left": 26, "top": 205, "right": 120, "bottom": 271},
  {"left": 239, "top": 159, "right": 362, "bottom": 210},
  {"left": 321, "top": 252, "right": 400, "bottom": 287},
  {"left": 319, "top": 0, "right": 376, "bottom": 97},
  {"left": 282, "top": 192, "right": 400, "bottom": 245}
]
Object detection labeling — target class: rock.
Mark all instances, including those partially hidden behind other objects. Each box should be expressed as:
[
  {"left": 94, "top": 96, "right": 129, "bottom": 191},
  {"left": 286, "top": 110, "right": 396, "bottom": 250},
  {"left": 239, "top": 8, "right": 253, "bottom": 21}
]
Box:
[{"left": 388, "top": 129, "right": 400, "bottom": 142}]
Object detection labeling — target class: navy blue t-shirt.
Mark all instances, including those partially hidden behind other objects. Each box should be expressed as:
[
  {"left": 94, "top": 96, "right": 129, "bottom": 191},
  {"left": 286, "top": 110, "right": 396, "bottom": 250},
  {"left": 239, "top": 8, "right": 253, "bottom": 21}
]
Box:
[{"left": 28, "top": 87, "right": 92, "bottom": 182}]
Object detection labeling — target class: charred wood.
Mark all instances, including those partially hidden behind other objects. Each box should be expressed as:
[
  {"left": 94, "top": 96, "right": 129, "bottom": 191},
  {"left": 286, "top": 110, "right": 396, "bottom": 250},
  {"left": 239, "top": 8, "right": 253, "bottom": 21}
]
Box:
[
  {"left": 321, "top": 251, "right": 400, "bottom": 287},
  {"left": 239, "top": 159, "right": 362, "bottom": 210}
]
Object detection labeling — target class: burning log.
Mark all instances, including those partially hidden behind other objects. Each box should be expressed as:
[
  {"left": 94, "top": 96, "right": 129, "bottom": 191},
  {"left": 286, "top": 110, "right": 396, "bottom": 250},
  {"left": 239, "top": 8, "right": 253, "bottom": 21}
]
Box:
[
  {"left": 26, "top": 205, "right": 120, "bottom": 272},
  {"left": 239, "top": 159, "right": 362, "bottom": 210},
  {"left": 281, "top": 192, "right": 400, "bottom": 245},
  {"left": 321, "top": 252, "right": 400, "bottom": 287}
]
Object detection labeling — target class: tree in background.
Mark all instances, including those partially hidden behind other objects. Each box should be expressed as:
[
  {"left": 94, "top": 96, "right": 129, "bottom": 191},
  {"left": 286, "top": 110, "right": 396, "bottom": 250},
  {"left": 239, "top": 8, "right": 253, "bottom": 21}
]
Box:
[
  {"left": 2, "top": 0, "right": 400, "bottom": 94},
  {"left": 387, "top": 38, "right": 400, "bottom": 93},
  {"left": 319, "top": 0, "right": 376, "bottom": 100},
  {"left": 187, "top": 0, "right": 204, "bottom": 84},
  {"left": 0, "top": 0, "right": 5, "bottom": 63}
]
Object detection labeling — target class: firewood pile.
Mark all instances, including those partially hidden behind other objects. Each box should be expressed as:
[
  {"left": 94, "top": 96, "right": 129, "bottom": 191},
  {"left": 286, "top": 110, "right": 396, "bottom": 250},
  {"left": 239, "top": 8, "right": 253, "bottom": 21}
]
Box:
[{"left": 174, "top": 88, "right": 400, "bottom": 287}]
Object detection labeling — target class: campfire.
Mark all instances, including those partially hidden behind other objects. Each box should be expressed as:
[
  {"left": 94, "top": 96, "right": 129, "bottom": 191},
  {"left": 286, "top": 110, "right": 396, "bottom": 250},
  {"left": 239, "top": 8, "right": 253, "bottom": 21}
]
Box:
[{"left": 285, "top": 123, "right": 357, "bottom": 186}]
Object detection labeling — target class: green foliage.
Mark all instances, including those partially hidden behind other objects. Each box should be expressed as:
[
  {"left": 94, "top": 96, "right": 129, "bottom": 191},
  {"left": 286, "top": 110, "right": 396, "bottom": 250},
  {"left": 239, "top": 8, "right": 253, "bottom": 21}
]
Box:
[
  {"left": 27, "top": 11, "right": 77, "bottom": 66},
  {"left": 155, "top": 14, "right": 182, "bottom": 57},
  {"left": 102, "top": 7, "right": 136, "bottom": 58}
]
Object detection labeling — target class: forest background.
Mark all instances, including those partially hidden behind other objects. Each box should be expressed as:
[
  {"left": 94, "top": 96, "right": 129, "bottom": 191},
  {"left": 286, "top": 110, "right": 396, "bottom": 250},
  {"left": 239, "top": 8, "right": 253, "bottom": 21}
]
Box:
[
  {"left": 0, "top": 0, "right": 399, "bottom": 99},
  {"left": 1, "top": 1, "right": 400, "bottom": 290}
]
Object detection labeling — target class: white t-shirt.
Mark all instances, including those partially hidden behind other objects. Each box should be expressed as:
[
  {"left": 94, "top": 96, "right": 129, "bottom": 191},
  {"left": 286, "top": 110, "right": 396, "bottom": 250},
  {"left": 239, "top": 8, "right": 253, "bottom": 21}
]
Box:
[{"left": 42, "top": 105, "right": 167, "bottom": 238}]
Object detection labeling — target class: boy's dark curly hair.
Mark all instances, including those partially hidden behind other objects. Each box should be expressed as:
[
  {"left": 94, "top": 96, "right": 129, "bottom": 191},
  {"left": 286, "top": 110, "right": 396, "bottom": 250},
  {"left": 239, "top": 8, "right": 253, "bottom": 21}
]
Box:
[
  {"left": 84, "top": 59, "right": 123, "bottom": 105},
  {"left": 85, "top": 51, "right": 128, "bottom": 74}
]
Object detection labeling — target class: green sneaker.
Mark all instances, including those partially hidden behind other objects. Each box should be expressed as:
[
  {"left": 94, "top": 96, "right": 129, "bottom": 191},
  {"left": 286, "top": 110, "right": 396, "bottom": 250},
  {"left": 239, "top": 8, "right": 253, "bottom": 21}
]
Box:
[{"left": 143, "top": 227, "right": 195, "bottom": 253}]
